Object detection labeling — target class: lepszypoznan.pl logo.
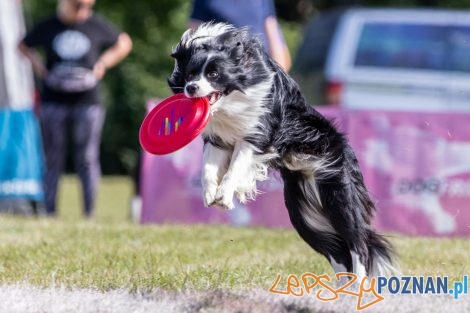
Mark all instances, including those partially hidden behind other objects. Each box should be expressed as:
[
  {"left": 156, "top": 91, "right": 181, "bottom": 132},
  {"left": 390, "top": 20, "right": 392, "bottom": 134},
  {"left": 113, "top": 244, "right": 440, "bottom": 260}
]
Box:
[{"left": 269, "top": 273, "right": 468, "bottom": 310}]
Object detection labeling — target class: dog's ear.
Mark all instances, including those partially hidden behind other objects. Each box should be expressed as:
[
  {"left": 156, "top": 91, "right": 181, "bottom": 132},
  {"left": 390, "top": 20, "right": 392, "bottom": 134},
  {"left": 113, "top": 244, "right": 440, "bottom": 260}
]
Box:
[
  {"left": 167, "top": 59, "right": 185, "bottom": 94},
  {"left": 170, "top": 41, "right": 185, "bottom": 60},
  {"left": 229, "top": 40, "right": 245, "bottom": 61},
  {"left": 216, "top": 29, "right": 251, "bottom": 62},
  {"left": 168, "top": 41, "right": 189, "bottom": 94},
  {"left": 167, "top": 74, "right": 184, "bottom": 95},
  {"left": 170, "top": 51, "right": 180, "bottom": 59}
]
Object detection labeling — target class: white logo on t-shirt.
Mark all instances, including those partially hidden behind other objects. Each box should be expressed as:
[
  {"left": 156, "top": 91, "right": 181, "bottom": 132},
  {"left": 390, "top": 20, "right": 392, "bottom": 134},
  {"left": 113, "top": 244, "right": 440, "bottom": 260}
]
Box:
[{"left": 53, "top": 30, "right": 91, "bottom": 60}]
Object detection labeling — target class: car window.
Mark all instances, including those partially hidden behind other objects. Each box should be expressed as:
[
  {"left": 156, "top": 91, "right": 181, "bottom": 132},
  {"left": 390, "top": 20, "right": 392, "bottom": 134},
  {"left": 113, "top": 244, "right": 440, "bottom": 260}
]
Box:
[{"left": 354, "top": 23, "right": 470, "bottom": 73}]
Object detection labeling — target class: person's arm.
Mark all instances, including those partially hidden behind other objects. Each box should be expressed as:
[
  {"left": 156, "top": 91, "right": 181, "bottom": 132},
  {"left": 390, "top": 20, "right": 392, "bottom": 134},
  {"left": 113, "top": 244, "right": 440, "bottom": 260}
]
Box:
[
  {"left": 93, "top": 32, "right": 133, "bottom": 80},
  {"left": 264, "top": 16, "right": 292, "bottom": 72},
  {"left": 18, "top": 41, "right": 48, "bottom": 79}
]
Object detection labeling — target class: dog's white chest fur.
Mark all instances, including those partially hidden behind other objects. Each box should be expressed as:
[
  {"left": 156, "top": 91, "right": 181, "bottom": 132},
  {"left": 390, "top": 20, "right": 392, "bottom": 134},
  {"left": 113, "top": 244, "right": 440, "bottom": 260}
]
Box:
[{"left": 203, "top": 81, "right": 272, "bottom": 146}]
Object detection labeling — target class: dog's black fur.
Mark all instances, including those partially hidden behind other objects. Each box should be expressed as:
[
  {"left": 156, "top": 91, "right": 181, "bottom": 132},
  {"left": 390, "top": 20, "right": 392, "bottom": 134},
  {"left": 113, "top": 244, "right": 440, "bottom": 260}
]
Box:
[{"left": 168, "top": 23, "right": 395, "bottom": 277}]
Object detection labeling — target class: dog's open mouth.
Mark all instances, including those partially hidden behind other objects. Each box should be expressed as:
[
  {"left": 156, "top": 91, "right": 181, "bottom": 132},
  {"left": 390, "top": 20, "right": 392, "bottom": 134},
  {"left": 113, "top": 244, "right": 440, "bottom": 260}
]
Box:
[{"left": 206, "top": 92, "right": 222, "bottom": 105}]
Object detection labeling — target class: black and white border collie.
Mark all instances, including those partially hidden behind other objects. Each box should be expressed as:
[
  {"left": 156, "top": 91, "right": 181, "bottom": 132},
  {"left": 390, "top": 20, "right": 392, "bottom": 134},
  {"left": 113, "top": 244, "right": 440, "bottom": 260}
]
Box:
[{"left": 168, "top": 23, "right": 396, "bottom": 282}]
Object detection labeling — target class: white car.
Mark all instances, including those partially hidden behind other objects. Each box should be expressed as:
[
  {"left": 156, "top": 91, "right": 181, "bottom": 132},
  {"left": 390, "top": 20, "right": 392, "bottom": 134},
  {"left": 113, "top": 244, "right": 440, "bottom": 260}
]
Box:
[{"left": 294, "top": 9, "right": 470, "bottom": 112}]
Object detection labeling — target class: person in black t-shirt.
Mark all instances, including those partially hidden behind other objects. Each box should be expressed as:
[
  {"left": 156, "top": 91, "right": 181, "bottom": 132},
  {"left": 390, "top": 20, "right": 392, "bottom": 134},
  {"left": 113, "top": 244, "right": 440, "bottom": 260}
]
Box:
[{"left": 19, "top": 0, "right": 132, "bottom": 217}]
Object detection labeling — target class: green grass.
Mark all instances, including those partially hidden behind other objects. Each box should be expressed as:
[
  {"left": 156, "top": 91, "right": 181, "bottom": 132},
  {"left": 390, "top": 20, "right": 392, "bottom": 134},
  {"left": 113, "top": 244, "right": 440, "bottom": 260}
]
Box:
[
  {"left": 56, "top": 175, "right": 133, "bottom": 223},
  {"left": 0, "top": 176, "right": 468, "bottom": 292}
]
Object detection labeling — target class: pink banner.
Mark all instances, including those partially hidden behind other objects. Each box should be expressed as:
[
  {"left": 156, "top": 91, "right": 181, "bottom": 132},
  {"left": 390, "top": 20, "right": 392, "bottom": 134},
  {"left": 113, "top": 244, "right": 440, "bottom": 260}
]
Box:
[{"left": 140, "top": 105, "right": 470, "bottom": 236}]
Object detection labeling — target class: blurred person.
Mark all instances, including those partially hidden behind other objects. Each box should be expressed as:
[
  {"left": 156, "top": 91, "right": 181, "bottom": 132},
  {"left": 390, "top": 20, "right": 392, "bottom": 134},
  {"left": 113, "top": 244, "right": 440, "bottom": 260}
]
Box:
[
  {"left": 179, "top": 0, "right": 291, "bottom": 226},
  {"left": 186, "top": 0, "right": 291, "bottom": 225},
  {"left": 18, "top": 0, "right": 132, "bottom": 217},
  {"left": 189, "top": 0, "right": 291, "bottom": 72}
]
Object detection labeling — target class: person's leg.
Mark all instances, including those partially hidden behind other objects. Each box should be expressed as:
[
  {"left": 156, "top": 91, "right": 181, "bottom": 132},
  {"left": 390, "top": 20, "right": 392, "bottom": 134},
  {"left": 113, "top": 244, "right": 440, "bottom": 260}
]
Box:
[
  {"left": 40, "top": 104, "right": 69, "bottom": 215},
  {"left": 71, "top": 104, "right": 105, "bottom": 217}
]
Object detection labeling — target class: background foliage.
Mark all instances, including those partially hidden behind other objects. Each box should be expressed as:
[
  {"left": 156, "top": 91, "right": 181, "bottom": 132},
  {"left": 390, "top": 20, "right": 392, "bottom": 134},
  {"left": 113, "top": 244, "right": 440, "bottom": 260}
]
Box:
[{"left": 22, "top": 0, "right": 470, "bottom": 175}]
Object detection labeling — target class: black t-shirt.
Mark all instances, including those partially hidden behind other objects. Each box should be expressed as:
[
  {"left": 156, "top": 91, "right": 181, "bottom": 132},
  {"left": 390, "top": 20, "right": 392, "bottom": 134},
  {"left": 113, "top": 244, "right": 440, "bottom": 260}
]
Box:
[{"left": 23, "top": 14, "right": 120, "bottom": 105}]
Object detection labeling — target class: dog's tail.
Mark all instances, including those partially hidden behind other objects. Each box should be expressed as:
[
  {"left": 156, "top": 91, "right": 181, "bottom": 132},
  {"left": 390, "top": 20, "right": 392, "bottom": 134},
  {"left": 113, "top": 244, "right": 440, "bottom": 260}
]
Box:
[{"left": 367, "top": 229, "right": 399, "bottom": 277}]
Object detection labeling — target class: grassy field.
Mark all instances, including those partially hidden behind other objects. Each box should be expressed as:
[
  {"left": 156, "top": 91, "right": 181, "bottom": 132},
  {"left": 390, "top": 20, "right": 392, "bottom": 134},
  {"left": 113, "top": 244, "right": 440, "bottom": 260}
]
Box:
[{"left": 0, "top": 175, "right": 468, "bottom": 293}]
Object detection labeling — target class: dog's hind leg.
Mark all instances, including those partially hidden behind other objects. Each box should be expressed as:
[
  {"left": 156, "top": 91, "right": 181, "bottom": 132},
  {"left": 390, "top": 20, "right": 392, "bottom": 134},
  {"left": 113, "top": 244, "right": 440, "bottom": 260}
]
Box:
[
  {"left": 281, "top": 169, "right": 353, "bottom": 286},
  {"left": 315, "top": 177, "right": 371, "bottom": 281},
  {"left": 315, "top": 168, "right": 396, "bottom": 279}
]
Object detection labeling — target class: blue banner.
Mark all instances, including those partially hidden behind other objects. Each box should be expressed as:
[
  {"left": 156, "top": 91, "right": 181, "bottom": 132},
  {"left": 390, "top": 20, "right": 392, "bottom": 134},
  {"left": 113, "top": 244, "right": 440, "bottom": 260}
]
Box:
[{"left": 0, "top": 108, "right": 43, "bottom": 200}]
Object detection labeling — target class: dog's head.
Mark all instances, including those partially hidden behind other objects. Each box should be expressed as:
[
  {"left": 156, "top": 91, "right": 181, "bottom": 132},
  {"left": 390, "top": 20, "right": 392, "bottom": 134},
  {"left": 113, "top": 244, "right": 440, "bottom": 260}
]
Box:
[{"left": 168, "top": 23, "right": 271, "bottom": 110}]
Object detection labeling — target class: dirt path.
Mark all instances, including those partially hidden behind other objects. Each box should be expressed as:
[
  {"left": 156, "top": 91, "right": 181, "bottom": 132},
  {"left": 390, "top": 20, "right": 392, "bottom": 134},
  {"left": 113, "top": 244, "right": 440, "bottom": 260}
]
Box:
[{"left": 0, "top": 285, "right": 468, "bottom": 313}]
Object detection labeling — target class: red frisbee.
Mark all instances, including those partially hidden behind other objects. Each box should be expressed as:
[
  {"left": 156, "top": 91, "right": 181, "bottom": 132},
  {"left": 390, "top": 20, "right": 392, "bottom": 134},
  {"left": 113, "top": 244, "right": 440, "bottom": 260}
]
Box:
[{"left": 139, "top": 93, "right": 210, "bottom": 155}]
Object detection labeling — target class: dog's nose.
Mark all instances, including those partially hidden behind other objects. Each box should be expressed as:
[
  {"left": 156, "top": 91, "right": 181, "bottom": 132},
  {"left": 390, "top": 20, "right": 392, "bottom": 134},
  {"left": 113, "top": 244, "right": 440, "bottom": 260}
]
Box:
[{"left": 185, "top": 83, "right": 199, "bottom": 96}]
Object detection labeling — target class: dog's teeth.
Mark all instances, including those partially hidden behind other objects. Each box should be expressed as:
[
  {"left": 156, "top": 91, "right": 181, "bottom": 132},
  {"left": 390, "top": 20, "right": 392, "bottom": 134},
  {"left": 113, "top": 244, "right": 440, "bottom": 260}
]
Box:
[{"left": 207, "top": 93, "right": 220, "bottom": 105}]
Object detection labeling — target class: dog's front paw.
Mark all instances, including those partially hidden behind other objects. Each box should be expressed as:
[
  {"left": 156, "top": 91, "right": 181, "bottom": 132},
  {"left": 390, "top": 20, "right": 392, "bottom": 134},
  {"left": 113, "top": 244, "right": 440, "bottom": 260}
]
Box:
[
  {"left": 203, "top": 185, "right": 218, "bottom": 208},
  {"left": 214, "top": 185, "right": 235, "bottom": 210}
]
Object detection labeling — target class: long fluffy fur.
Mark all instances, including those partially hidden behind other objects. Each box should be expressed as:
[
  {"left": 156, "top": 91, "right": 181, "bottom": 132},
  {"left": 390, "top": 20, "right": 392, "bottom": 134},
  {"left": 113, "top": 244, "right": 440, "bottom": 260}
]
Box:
[{"left": 168, "top": 22, "right": 397, "bottom": 279}]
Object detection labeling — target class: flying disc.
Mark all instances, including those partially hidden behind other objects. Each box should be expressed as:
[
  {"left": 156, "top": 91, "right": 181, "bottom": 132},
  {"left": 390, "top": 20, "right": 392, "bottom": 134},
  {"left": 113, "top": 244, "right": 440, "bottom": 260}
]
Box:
[{"left": 139, "top": 93, "right": 210, "bottom": 155}]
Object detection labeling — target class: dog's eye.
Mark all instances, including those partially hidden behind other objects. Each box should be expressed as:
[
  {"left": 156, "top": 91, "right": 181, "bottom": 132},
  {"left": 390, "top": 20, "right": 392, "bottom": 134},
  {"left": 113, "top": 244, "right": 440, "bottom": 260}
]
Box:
[
  {"left": 187, "top": 73, "right": 194, "bottom": 81},
  {"left": 207, "top": 71, "right": 219, "bottom": 79}
]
